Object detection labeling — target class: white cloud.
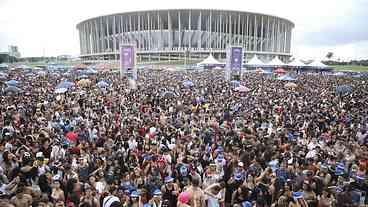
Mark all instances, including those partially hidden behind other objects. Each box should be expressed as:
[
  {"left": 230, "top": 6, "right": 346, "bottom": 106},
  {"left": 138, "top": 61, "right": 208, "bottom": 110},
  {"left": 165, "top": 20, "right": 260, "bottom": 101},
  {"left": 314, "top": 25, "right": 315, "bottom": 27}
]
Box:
[{"left": 0, "top": 0, "right": 367, "bottom": 59}]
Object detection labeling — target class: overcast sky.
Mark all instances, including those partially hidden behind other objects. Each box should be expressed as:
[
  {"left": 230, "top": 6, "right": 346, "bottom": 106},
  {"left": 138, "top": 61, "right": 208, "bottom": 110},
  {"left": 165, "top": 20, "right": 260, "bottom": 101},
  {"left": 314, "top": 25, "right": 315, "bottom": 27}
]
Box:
[{"left": 0, "top": 0, "right": 367, "bottom": 60}]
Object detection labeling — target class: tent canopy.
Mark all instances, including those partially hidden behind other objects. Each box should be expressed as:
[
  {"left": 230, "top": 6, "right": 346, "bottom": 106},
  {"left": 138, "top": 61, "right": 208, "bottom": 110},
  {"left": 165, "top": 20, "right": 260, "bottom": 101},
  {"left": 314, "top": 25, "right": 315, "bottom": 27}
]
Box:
[
  {"left": 288, "top": 59, "right": 306, "bottom": 67},
  {"left": 265, "top": 56, "right": 286, "bottom": 67},
  {"left": 245, "top": 55, "right": 265, "bottom": 66},
  {"left": 197, "top": 54, "right": 223, "bottom": 65},
  {"left": 308, "top": 60, "right": 327, "bottom": 68}
]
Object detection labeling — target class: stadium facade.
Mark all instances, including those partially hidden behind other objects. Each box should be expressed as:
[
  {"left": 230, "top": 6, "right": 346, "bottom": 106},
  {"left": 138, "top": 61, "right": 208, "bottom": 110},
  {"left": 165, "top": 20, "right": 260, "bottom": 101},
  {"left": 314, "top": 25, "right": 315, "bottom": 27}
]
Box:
[{"left": 77, "top": 9, "right": 294, "bottom": 63}]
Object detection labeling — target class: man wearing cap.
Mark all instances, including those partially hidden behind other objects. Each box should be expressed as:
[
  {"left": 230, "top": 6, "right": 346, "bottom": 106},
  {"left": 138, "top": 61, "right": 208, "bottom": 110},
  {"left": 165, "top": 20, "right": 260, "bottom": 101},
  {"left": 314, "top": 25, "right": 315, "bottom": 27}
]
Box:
[{"left": 149, "top": 189, "right": 163, "bottom": 207}]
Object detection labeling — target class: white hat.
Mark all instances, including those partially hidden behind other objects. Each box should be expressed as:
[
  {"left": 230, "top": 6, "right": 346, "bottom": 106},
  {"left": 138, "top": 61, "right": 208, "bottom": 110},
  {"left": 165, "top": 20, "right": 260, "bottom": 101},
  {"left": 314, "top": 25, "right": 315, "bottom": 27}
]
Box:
[
  {"left": 238, "top": 162, "right": 244, "bottom": 167},
  {"left": 5, "top": 143, "right": 13, "bottom": 151},
  {"left": 36, "top": 152, "right": 44, "bottom": 158},
  {"left": 52, "top": 174, "right": 61, "bottom": 181},
  {"left": 103, "top": 195, "right": 120, "bottom": 207}
]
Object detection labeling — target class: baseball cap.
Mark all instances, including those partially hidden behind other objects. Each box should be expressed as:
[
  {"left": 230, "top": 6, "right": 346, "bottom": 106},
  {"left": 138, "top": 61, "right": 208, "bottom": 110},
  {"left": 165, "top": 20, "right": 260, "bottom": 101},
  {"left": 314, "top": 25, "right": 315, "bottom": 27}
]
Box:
[
  {"left": 153, "top": 189, "right": 162, "bottom": 196},
  {"left": 164, "top": 176, "right": 174, "bottom": 183},
  {"left": 130, "top": 191, "right": 140, "bottom": 198}
]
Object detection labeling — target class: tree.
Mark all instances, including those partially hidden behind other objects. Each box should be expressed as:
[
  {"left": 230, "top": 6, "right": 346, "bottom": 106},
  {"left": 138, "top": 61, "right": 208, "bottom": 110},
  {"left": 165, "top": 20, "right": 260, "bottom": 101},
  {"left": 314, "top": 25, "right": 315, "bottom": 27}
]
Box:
[{"left": 326, "top": 52, "right": 334, "bottom": 60}]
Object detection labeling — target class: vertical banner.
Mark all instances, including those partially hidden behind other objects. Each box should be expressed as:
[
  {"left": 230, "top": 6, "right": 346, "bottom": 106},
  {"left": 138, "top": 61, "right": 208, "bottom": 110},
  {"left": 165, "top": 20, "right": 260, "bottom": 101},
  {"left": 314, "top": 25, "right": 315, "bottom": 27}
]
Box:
[
  {"left": 226, "top": 46, "right": 243, "bottom": 81},
  {"left": 120, "top": 45, "right": 136, "bottom": 80},
  {"left": 230, "top": 47, "right": 243, "bottom": 71}
]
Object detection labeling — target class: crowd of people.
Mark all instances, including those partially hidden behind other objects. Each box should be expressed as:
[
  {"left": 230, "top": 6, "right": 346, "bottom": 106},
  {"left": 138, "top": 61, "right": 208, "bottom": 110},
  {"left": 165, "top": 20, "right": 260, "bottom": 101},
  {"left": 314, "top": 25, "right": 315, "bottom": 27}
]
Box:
[{"left": 0, "top": 67, "right": 367, "bottom": 207}]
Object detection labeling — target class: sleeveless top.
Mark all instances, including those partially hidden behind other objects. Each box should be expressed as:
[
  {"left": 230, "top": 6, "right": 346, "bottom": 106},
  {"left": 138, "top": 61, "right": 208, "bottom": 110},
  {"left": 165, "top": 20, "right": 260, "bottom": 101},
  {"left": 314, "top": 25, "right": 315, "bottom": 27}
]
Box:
[{"left": 162, "top": 185, "right": 177, "bottom": 207}]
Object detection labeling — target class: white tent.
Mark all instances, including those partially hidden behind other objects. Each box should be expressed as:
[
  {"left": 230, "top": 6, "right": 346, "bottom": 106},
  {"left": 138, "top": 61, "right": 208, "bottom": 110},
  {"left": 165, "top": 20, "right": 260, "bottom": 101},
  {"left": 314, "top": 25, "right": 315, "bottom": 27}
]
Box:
[
  {"left": 0, "top": 64, "right": 9, "bottom": 69},
  {"left": 197, "top": 54, "right": 223, "bottom": 65},
  {"left": 245, "top": 55, "right": 265, "bottom": 66},
  {"left": 288, "top": 59, "right": 306, "bottom": 67},
  {"left": 308, "top": 60, "right": 328, "bottom": 68},
  {"left": 265, "top": 56, "right": 286, "bottom": 67}
]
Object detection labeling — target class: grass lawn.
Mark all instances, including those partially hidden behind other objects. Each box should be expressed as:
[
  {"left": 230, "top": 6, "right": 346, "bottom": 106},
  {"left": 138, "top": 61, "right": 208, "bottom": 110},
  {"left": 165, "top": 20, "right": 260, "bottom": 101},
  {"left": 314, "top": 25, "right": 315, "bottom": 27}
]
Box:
[{"left": 330, "top": 65, "right": 368, "bottom": 72}]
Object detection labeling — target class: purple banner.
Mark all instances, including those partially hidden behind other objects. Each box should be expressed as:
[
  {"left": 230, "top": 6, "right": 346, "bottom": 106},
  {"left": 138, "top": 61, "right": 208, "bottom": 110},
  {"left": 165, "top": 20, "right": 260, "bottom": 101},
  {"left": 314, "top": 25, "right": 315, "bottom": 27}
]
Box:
[
  {"left": 120, "top": 45, "right": 134, "bottom": 69},
  {"left": 230, "top": 47, "right": 243, "bottom": 71}
]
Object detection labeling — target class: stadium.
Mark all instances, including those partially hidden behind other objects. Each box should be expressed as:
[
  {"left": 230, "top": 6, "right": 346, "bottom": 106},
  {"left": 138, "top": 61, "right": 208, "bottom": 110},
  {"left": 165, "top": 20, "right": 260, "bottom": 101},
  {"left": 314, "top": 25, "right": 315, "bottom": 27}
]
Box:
[{"left": 77, "top": 9, "right": 294, "bottom": 63}]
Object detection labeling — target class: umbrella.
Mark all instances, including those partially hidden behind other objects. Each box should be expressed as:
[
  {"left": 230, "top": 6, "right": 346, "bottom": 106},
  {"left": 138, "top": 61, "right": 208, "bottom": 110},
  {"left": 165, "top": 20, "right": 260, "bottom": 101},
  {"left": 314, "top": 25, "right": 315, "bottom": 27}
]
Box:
[
  {"left": 78, "top": 75, "right": 89, "bottom": 79},
  {"left": 66, "top": 132, "right": 78, "bottom": 143},
  {"left": 273, "top": 68, "right": 287, "bottom": 74},
  {"left": 334, "top": 72, "right": 345, "bottom": 77},
  {"left": 254, "top": 68, "right": 266, "bottom": 73},
  {"left": 234, "top": 85, "right": 250, "bottom": 92},
  {"left": 55, "top": 88, "right": 68, "bottom": 94},
  {"left": 0, "top": 75, "right": 7, "bottom": 81},
  {"left": 336, "top": 85, "right": 352, "bottom": 95},
  {"left": 285, "top": 82, "right": 298, "bottom": 88},
  {"left": 77, "top": 79, "right": 91, "bottom": 87},
  {"left": 161, "top": 91, "right": 176, "bottom": 99},
  {"left": 183, "top": 80, "right": 194, "bottom": 88},
  {"left": 97, "top": 81, "right": 109, "bottom": 88},
  {"left": 56, "top": 81, "right": 75, "bottom": 89},
  {"left": 63, "top": 72, "right": 72, "bottom": 77},
  {"left": 4, "top": 86, "right": 21, "bottom": 94},
  {"left": 277, "top": 75, "right": 296, "bottom": 81},
  {"left": 37, "top": 71, "right": 47, "bottom": 76},
  {"left": 230, "top": 80, "right": 241, "bottom": 87},
  {"left": 6, "top": 80, "right": 18, "bottom": 86},
  {"left": 84, "top": 68, "right": 98, "bottom": 75}
]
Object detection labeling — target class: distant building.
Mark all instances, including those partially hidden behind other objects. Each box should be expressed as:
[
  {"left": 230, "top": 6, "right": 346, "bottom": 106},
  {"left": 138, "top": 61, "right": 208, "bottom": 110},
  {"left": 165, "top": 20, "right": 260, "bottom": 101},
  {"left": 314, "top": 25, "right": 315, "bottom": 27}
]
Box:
[
  {"left": 8, "top": 45, "right": 21, "bottom": 58},
  {"left": 0, "top": 52, "right": 17, "bottom": 63},
  {"left": 77, "top": 9, "right": 294, "bottom": 63}
]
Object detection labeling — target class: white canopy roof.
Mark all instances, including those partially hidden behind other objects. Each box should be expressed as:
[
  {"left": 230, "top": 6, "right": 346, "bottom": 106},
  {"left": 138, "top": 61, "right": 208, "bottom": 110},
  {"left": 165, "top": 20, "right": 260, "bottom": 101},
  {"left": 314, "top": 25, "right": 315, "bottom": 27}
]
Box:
[
  {"left": 308, "top": 60, "right": 328, "bottom": 68},
  {"left": 265, "top": 56, "right": 286, "bottom": 66},
  {"left": 197, "top": 54, "right": 223, "bottom": 65},
  {"left": 245, "top": 55, "right": 265, "bottom": 66},
  {"left": 288, "top": 59, "right": 306, "bottom": 67}
]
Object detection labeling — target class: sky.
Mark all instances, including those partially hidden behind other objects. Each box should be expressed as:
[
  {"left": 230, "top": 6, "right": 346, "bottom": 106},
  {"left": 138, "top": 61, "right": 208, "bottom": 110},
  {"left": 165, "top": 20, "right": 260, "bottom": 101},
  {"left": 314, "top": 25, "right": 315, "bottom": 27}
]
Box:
[{"left": 0, "top": 0, "right": 367, "bottom": 60}]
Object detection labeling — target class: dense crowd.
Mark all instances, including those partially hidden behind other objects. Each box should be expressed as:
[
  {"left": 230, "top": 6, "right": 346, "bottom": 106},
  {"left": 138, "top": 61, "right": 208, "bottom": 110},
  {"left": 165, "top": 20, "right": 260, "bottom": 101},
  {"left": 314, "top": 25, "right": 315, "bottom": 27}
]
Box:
[{"left": 0, "top": 67, "right": 367, "bottom": 207}]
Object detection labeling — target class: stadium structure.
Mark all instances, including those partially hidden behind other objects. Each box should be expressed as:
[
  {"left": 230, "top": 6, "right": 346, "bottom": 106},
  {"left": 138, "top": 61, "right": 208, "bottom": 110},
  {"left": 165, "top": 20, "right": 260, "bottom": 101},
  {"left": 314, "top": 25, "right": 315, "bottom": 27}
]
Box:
[{"left": 77, "top": 9, "right": 294, "bottom": 63}]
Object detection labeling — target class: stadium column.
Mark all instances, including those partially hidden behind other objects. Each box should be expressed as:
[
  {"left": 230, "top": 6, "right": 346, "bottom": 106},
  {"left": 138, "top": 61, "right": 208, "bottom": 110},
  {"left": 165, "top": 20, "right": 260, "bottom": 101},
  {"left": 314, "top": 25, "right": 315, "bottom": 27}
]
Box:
[
  {"left": 260, "top": 15, "right": 264, "bottom": 52},
  {"left": 283, "top": 23, "right": 287, "bottom": 54},
  {"left": 100, "top": 18, "right": 104, "bottom": 54},
  {"left": 83, "top": 24, "right": 87, "bottom": 55},
  {"left": 94, "top": 20, "right": 98, "bottom": 54},
  {"left": 87, "top": 22, "right": 91, "bottom": 54},
  {"left": 287, "top": 25, "right": 291, "bottom": 53},
  {"left": 237, "top": 13, "right": 240, "bottom": 46},
  {"left": 78, "top": 28, "right": 83, "bottom": 56},
  {"left": 188, "top": 10, "right": 191, "bottom": 50},
  {"left": 198, "top": 11, "right": 202, "bottom": 50},
  {"left": 113, "top": 15, "right": 117, "bottom": 59},
  {"left": 253, "top": 15, "right": 257, "bottom": 52},
  {"left": 147, "top": 13, "right": 150, "bottom": 52},
  {"left": 91, "top": 21, "right": 95, "bottom": 56},
  {"left": 106, "top": 17, "right": 110, "bottom": 52},
  {"left": 225, "top": 13, "right": 227, "bottom": 48},
  {"left": 91, "top": 21, "right": 95, "bottom": 55},
  {"left": 138, "top": 13, "right": 140, "bottom": 51},
  {"left": 178, "top": 11, "right": 181, "bottom": 50},
  {"left": 157, "top": 12, "right": 161, "bottom": 50},
  {"left": 266, "top": 16, "right": 270, "bottom": 54},
  {"left": 241, "top": 15, "right": 244, "bottom": 50},
  {"left": 209, "top": 11, "right": 212, "bottom": 51},
  {"left": 272, "top": 17, "right": 275, "bottom": 53},
  {"left": 168, "top": 11, "right": 172, "bottom": 50},
  {"left": 245, "top": 15, "right": 248, "bottom": 52},
  {"left": 219, "top": 11, "right": 223, "bottom": 50}
]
